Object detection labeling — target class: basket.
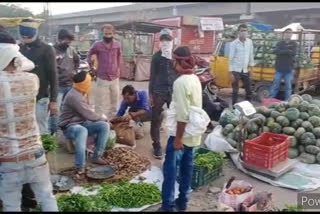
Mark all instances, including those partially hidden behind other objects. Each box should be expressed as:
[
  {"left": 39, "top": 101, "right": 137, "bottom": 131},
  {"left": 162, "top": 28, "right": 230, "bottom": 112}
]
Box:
[
  {"left": 191, "top": 147, "right": 223, "bottom": 189},
  {"left": 262, "top": 98, "right": 282, "bottom": 108},
  {"left": 243, "top": 132, "right": 289, "bottom": 169}
]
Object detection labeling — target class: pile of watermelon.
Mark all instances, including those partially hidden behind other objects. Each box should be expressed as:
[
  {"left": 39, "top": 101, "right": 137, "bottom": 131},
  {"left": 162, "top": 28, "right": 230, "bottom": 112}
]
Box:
[{"left": 221, "top": 94, "right": 320, "bottom": 164}]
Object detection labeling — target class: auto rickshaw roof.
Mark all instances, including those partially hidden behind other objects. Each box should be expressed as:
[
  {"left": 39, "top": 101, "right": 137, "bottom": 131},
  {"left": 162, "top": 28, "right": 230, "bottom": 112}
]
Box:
[
  {"left": 0, "top": 17, "right": 45, "bottom": 28},
  {"left": 116, "top": 21, "right": 176, "bottom": 34}
]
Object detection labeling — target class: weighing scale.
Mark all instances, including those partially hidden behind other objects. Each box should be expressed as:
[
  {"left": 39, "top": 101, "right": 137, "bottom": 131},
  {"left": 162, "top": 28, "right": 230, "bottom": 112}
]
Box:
[{"left": 234, "top": 101, "right": 296, "bottom": 179}]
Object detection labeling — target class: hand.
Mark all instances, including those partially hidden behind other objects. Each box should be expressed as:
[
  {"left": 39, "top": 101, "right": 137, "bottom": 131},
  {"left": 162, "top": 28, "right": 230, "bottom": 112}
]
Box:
[
  {"left": 48, "top": 102, "right": 58, "bottom": 116},
  {"left": 123, "top": 114, "right": 132, "bottom": 121},
  {"left": 174, "top": 138, "right": 184, "bottom": 150}
]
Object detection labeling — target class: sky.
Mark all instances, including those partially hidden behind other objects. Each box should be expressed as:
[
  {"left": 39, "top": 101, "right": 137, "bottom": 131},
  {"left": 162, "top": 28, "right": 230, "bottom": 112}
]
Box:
[{"left": 0, "top": 2, "right": 133, "bottom": 15}]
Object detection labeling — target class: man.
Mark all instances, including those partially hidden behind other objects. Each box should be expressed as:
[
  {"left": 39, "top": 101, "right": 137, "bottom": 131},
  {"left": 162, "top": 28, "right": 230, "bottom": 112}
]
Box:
[
  {"left": 49, "top": 29, "right": 80, "bottom": 135},
  {"left": 116, "top": 85, "right": 151, "bottom": 122},
  {"left": 270, "top": 28, "right": 297, "bottom": 101},
  {"left": 149, "top": 28, "right": 177, "bottom": 159},
  {"left": 0, "top": 33, "right": 58, "bottom": 211},
  {"left": 160, "top": 46, "right": 203, "bottom": 212},
  {"left": 229, "top": 24, "right": 255, "bottom": 105},
  {"left": 87, "top": 24, "right": 122, "bottom": 119},
  {"left": 59, "top": 71, "right": 110, "bottom": 178},
  {"left": 19, "top": 19, "right": 58, "bottom": 134}
]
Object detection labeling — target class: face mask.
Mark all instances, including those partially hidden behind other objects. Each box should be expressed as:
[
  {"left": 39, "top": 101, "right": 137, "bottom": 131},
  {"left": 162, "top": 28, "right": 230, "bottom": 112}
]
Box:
[
  {"left": 103, "top": 37, "right": 113, "bottom": 43},
  {"left": 160, "top": 41, "right": 173, "bottom": 59},
  {"left": 239, "top": 31, "right": 248, "bottom": 39},
  {"left": 59, "top": 42, "right": 69, "bottom": 51}
]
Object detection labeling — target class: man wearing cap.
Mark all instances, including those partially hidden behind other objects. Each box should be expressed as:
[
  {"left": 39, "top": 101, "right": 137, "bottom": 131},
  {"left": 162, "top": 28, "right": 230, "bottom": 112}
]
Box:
[
  {"left": 19, "top": 19, "right": 58, "bottom": 135},
  {"left": 87, "top": 24, "right": 122, "bottom": 119},
  {"left": 0, "top": 31, "right": 58, "bottom": 211},
  {"left": 148, "top": 28, "right": 177, "bottom": 159},
  {"left": 48, "top": 29, "right": 80, "bottom": 135},
  {"left": 59, "top": 71, "right": 111, "bottom": 178}
]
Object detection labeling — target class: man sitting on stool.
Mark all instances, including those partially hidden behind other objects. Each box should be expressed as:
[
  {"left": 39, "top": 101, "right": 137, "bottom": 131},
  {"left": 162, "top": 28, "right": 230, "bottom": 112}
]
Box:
[{"left": 59, "top": 71, "right": 110, "bottom": 178}]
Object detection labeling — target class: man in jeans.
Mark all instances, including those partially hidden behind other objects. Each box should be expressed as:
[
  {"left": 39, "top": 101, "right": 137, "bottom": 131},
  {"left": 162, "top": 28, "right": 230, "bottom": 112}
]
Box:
[
  {"left": 87, "top": 24, "right": 122, "bottom": 119},
  {"left": 49, "top": 29, "right": 80, "bottom": 135},
  {"left": 19, "top": 19, "right": 58, "bottom": 134},
  {"left": 59, "top": 71, "right": 110, "bottom": 178},
  {"left": 149, "top": 28, "right": 177, "bottom": 159},
  {"left": 0, "top": 34, "right": 58, "bottom": 211},
  {"left": 229, "top": 24, "right": 254, "bottom": 105},
  {"left": 160, "top": 46, "right": 203, "bottom": 212},
  {"left": 270, "top": 28, "right": 297, "bottom": 101}
]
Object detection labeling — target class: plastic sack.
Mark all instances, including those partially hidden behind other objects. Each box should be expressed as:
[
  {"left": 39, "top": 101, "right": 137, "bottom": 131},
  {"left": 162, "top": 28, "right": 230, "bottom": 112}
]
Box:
[
  {"left": 204, "top": 125, "right": 238, "bottom": 153},
  {"left": 166, "top": 102, "right": 210, "bottom": 137},
  {"left": 219, "top": 108, "right": 239, "bottom": 127},
  {"left": 106, "top": 130, "right": 116, "bottom": 150},
  {"left": 219, "top": 180, "right": 254, "bottom": 211}
]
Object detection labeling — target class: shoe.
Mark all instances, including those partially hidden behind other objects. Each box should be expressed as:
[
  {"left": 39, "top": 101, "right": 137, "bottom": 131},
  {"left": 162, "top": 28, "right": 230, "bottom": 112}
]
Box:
[
  {"left": 175, "top": 200, "right": 187, "bottom": 212},
  {"left": 152, "top": 145, "right": 163, "bottom": 160}
]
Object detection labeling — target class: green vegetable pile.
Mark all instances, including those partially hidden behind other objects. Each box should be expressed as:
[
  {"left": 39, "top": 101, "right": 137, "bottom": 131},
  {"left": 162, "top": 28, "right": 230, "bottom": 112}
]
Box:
[
  {"left": 58, "top": 194, "right": 111, "bottom": 212},
  {"left": 98, "top": 182, "right": 161, "bottom": 208},
  {"left": 194, "top": 151, "right": 225, "bottom": 171},
  {"left": 41, "top": 134, "right": 58, "bottom": 152},
  {"left": 222, "top": 94, "right": 320, "bottom": 164},
  {"left": 57, "top": 182, "right": 161, "bottom": 211}
]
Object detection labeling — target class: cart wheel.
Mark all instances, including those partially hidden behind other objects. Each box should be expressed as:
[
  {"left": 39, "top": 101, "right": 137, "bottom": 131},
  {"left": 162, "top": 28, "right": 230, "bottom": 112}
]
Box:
[{"left": 256, "top": 85, "right": 271, "bottom": 102}]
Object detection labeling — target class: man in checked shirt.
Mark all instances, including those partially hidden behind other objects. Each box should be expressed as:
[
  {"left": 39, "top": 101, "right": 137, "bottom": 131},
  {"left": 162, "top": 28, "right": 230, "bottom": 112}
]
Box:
[{"left": 0, "top": 32, "right": 58, "bottom": 211}]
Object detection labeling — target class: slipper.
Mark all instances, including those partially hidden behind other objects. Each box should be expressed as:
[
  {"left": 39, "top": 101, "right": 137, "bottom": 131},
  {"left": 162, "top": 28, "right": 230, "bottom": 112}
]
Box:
[{"left": 75, "top": 169, "right": 85, "bottom": 180}]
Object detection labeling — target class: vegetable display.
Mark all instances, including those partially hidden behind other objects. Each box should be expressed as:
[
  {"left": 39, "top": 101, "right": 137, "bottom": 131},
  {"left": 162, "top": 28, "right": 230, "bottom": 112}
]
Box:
[
  {"left": 41, "top": 134, "right": 58, "bottom": 152},
  {"left": 221, "top": 94, "right": 320, "bottom": 164},
  {"left": 194, "top": 151, "right": 225, "bottom": 171}
]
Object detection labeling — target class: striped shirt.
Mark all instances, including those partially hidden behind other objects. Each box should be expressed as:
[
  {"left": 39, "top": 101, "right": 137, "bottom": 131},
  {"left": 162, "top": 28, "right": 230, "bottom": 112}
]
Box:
[
  {"left": 0, "top": 70, "right": 42, "bottom": 158},
  {"left": 228, "top": 38, "right": 255, "bottom": 73}
]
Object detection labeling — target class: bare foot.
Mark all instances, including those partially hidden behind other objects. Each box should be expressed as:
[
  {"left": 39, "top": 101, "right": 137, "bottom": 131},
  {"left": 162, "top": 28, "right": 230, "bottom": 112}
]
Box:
[{"left": 91, "top": 157, "right": 108, "bottom": 165}]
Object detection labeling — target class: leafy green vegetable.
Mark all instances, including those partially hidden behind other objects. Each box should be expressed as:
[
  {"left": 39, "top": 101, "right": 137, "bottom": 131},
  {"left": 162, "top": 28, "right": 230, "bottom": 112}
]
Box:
[
  {"left": 41, "top": 134, "right": 58, "bottom": 152},
  {"left": 58, "top": 194, "right": 111, "bottom": 212}
]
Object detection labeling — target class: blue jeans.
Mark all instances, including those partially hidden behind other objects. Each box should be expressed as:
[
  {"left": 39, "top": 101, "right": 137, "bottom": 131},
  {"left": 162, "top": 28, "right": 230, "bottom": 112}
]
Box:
[
  {"left": 63, "top": 121, "right": 110, "bottom": 170},
  {"left": 36, "top": 98, "right": 50, "bottom": 135},
  {"left": 0, "top": 149, "right": 58, "bottom": 211},
  {"left": 270, "top": 70, "right": 293, "bottom": 101},
  {"left": 161, "top": 136, "right": 194, "bottom": 212},
  {"left": 49, "top": 86, "right": 72, "bottom": 135}
]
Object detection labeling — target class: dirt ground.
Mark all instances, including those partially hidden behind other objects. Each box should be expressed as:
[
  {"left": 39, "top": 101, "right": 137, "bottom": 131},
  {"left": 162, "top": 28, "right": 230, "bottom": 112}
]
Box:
[{"left": 49, "top": 80, "right": 320, "bottom": 211}]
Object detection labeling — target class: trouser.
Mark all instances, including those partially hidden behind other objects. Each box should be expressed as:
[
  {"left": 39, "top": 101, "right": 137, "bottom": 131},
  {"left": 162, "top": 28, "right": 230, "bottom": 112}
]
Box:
[
  {"left": 36, "top": 98, "right": 50, "bottom": 135},
  {"left": 63, "top": 121, "right": 110, "bottom": 170},
  {"left": 161, "top": 136, "right": 194, "bottom": 212},
  {"left": 151, "top": 92, "right": 171, "bottom": 149},
  {"left": 270, "top": 70, "right": 293, "bottom": 101},
  {"left": 0, "top": 150, "right": 58, "bottom": 211},
  {"left": 48, "top": 86, "right": 72, "bottom": 135},
  {"left": 95, "top": 78, "right": 120, "bottom": 119},
  {"left": 232, "top": 71, "right": 252, "bottom": 105}
]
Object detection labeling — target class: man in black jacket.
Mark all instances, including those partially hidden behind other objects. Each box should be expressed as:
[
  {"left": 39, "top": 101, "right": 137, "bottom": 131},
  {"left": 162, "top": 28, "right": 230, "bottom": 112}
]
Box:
[
  {"left": 270, "top": 28, "right": 297, "bottom": 101},
  {"left": 149, "top": 28, "right": 177, "bottom": 159},
  {"left": 19, "top": 19, "right": 58, "bottom": 135}
]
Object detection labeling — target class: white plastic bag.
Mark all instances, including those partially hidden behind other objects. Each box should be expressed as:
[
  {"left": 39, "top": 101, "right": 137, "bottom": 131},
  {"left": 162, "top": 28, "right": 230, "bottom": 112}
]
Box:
[
  {"left": 204, "top": 125, "right": 238, "bottom": 153},
  {"left": 219, "top": 180, "right": 254, "bottom": 211}
]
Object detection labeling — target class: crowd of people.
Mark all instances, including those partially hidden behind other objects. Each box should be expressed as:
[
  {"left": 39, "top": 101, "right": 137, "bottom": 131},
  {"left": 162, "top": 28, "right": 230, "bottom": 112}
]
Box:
[{"left": 0, "top": 19, "right": 300, "bottom": 212}]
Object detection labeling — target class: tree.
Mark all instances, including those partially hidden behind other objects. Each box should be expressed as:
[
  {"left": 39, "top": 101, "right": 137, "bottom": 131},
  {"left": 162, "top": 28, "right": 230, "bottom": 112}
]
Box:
[{"left": 0, "top": 3, "right": 34, "bottom": 17}]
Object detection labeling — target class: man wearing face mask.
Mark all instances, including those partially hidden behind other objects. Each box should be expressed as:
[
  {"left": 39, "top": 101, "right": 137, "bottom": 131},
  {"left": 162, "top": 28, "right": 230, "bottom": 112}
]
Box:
[
  {"left": 48, "top": 29, "right": 80, "bottom": 135},
  {"left": 148, "top": 28, "right": 177, "bottom": 159},
  {"left": 270, "top": 28, "right": 297, "bottom": 101},
  {"left": 87, "top": 24, "right": 122, "bottom": 120},
  {"left": 19, "top": 19, "right": 58, "bottom": 135},
  {"left": 229, "top": 24, "right": 254, "bottom": 106}
]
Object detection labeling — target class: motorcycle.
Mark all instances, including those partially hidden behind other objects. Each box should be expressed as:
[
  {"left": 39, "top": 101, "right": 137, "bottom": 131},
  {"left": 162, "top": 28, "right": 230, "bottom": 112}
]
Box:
[{"left": 195, "top": 67, "right": 215, "bottom": 88}]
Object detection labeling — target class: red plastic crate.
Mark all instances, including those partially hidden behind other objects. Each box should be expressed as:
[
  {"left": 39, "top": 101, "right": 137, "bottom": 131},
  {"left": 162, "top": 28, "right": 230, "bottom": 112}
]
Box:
[{"left": 243, "top": 132, "right": 289, "bottom": 169}]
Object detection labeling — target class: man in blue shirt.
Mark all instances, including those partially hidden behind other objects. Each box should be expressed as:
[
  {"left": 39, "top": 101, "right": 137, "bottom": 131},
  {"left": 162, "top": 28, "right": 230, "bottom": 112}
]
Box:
[{"left": 116, "top": 85, "right": 151, "bottom": 122}]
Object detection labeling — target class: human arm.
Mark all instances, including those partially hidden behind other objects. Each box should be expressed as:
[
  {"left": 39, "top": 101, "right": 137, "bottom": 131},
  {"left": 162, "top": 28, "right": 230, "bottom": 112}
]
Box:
[
  {"left": 148, "top": 55, "right": 157, "bottom": 107},
  {"left": 72, "top": 95, "right": 102, "bottom": 121},
  {"left": 87, "top": 42, "right": 98, "bottom": 68},
  {"left": 249, "top": 40, "right": 255, "bottom": 67},
  {"left": 73, "top": 49, "right": 80, "bottom": 71},
  {"left": 117, "top": 44, "right": 123, "bottom": 74},
  {"left": 46, "top": 45, "right": 59, "bottom": 115},
  {"left": 129, "top": 91, "right": 150, "bottom": 119},
  {"left": 116, "top": 101, "right": 128, "bottom": 117}
]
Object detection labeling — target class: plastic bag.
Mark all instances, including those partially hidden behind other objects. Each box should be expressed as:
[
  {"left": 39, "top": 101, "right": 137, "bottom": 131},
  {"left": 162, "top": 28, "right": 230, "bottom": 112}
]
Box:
[
  {"left": 219, "top": 180, "right": 254, "bottom": 211},
  {"left": 204, "top": 125, "right": 238, "bottom": 153},
  {"left": 219, "top": 108, "right": 239, "bottom": 127}
]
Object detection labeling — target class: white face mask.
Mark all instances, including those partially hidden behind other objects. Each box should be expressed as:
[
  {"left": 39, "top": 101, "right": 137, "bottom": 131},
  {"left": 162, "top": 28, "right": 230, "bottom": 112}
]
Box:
[{"left": 160, "top": 41, "right": 173, "bottom": 59}]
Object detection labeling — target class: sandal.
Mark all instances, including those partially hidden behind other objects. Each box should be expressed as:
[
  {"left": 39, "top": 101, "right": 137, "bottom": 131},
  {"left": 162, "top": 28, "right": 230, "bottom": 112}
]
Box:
[{"left": 91, "top": 157, "right": 108, "bottom": 165}]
